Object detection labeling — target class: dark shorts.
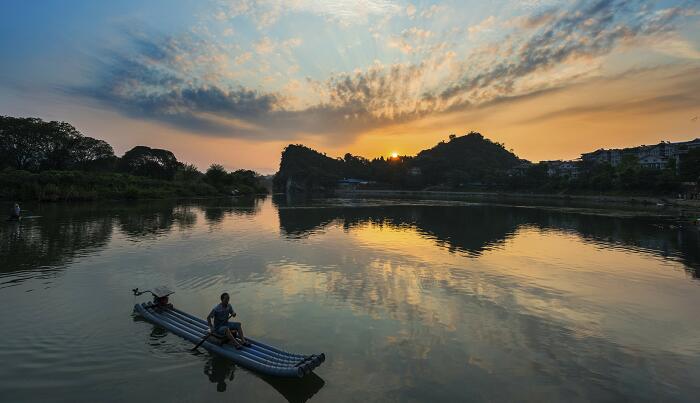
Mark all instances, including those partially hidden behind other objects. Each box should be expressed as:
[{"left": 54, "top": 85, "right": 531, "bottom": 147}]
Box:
[{"left": 216, "top": 322, "right": 242, "bottom": 336}]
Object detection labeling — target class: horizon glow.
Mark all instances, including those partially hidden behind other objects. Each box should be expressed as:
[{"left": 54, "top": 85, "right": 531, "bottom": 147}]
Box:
[{"left": 1, "top": 0, "right": 699, "bottom": 174}]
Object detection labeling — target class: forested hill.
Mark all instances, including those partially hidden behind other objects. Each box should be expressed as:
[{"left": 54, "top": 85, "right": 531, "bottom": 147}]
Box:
[
  {"left": 272, "top": 145, "right": 344, "bottom": 193},
  {"left": 273, "top": 132, "right": 524, "bottom": 192},
  {"left": 414, "top": 133, "right": 521, "bottom": 185}
]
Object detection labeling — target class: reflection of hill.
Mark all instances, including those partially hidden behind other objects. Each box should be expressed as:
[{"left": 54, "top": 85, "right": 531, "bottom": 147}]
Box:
[
  {"left": 278, "top": 205, "right": 529, "bottom": 256},
  {"left": 278, "top": 203, "right": 700, "bottom": 277}
]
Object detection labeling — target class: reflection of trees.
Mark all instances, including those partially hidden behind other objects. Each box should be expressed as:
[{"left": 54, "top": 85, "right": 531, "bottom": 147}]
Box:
[
  {"left": 116, "top": 201, "right": 180, "bottom": 239},
  {"left": 275, "top": 203, "right": 700, "bottom": 400},
  {"left": 0, "top": 198, "right": 269, "bottom": 288},
  {"left": 0, "top": 208, "right": 113, "bottom": 285},
  {"left": 116, "top": 200, "right": 218, "bottom": 238},
  {"left": 521, "top": 209, "right": 700, "bottom": 278},
  {"left": 278, "top": 204, "right": 700, "bottom": 277},
  {"left": 200, "top": 196, "right": 266, "bottom": 224}
]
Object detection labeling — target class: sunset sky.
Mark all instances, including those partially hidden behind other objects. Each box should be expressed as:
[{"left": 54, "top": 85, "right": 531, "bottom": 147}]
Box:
[{"left": 1, "top": 0, "right": 699, "bottom": 173}]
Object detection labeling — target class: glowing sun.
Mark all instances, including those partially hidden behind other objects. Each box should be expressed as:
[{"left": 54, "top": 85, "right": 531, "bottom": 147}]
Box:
[{"left": 390, "top": 152, "right": 399, "bottom": 159}]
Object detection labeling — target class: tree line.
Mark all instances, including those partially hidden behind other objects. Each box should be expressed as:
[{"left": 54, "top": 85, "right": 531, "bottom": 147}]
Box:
[
  {"left": 508, "top": 153, "right": 700, "bottom": 195},
  {"left": 0, "top": 116, "right": 267, "bottom": 200},
  {"left": 274, "top": 131, "right": 700, "bottom": 196},
  {"left": 273, "top": 132, "right": 524, "bottom": 192}
]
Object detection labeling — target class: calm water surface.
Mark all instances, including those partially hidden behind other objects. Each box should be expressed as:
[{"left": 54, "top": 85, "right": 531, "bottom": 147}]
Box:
[{"left": 1, "top": 197, "right": 700, "bottom": 402}]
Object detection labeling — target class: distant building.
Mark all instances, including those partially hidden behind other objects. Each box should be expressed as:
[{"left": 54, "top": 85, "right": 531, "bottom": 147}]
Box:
[
  {"left": 581, "top": 149, "right": 622, "bottom": 166},
  {"left": 543, "top": 160, "right": 580, "bottom": 179},
  {"left": 408, "top": 167, "right": 422, "bottom": 176},
  {"left": 581, "top": 138, "right": 700, "bottom": 170},
  {"left": 507, "top": 161, "right": 533, "bottom": 177},
  {"left": 337, "top": 178, "right": 369, "bottom": 190},
  {"left": 638, "top": 154, "right": 665, "bottom": 170}
]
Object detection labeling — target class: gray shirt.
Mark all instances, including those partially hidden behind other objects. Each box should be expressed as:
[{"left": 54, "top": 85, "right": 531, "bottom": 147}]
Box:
[{"left": 208, "top": 303, "right": 234, "bottom": 329}]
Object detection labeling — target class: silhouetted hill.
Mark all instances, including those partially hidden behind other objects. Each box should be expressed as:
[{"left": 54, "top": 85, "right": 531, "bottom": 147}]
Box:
[
  {"left": 414, "top": 132, "right": 521, "bottom": 186},
  {"left": 272, "top": 145, "right": 344, "bottom": 193},
  {"left": 273, "top": 132, "right": 524, "bottom": 192}
]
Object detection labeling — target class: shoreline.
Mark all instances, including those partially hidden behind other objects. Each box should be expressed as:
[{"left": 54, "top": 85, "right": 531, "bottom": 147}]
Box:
[{"left": 335, "top": 189, "right": 700, "bottom": 215}]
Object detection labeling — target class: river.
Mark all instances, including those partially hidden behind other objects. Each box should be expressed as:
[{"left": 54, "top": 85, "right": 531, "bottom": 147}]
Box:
[{"left": 1, "top": 197, "right": 699, "bottom": 402}]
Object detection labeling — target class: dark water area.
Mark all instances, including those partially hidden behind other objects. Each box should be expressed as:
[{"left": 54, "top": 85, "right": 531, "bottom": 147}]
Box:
[{"left": 1, "top": 197, "right": 699, "bottom": 402}]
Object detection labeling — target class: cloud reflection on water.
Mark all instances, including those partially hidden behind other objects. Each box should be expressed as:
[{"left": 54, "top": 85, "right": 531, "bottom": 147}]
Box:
[{"left": 2, "top": 198, "right": 700, "bottom": 401}]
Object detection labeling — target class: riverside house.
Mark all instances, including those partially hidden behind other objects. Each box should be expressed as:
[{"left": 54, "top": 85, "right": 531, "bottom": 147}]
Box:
[{"left": 581, "top": 138, "right": 700, "bottom": 170}]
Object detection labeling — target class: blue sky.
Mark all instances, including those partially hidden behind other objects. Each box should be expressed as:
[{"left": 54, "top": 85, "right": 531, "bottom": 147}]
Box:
[{"left": 1, "top": 0, "right": 699, "bottom": 172}]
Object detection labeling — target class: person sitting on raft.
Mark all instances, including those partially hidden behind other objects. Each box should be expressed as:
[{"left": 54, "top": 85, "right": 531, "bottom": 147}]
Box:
[
  {"left": 10, "top": 203, "right": 21, "bottom": 219},
  {"left": 207, "top": 292, "right": 250, "bottom": 349}
]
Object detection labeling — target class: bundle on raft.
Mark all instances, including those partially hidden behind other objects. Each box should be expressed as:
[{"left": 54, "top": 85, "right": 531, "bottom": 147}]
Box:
[{"left": 133, "top": 302, "right": 325, "bottom": 378}]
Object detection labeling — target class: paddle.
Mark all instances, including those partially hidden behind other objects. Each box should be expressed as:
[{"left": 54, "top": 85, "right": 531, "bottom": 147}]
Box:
[
  {"left": 7, "top": 211, "right": 30, "bottom": 220},
  {"left": 191, "top": 312, "right": 233, "bottom": 351},
  {"left": 191, "top": 332, "right": 213, "bottom": 351}
]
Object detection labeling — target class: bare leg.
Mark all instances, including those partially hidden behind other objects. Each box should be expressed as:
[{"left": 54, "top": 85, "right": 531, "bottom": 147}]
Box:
[
  {"left": 225, "top": 328, "right": 242, "bottom": 349},
  {"left": 237, "top": 325, "right": 248, "bottom": 344}
]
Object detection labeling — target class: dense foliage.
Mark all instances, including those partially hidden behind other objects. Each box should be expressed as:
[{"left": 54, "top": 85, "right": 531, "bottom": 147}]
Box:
[
  {"left": 272, "top": 145, "right": 345, "bottom": 192},
  {"left": 273, "top": 132, "right": 522, "bottom": 192},
  {"left": 274, "top": 131, "right": 700, "bottom": 196},
  {"left": 680, "top": 148, "right": 700, "bottom": 182},
  {"left": 0, "top": 116, "right": 116, "bottom": 172},
  {"left": 0, "top": 170, "right": 219, "bottom": 201},
  {"left": 508, "top": 153, "right": 699, "bottom": 195},
  {"left": 415, "top": 132, "right": 521, "bottom": 187},
  {"left": 205, "top": 164, "right": 265, "bottom": 195},
  {"left": 119, "top": 146, "right": 180, "bottom": 180},
  {"left": 0, "top": 116, "right": 267, "bottom": 201}
]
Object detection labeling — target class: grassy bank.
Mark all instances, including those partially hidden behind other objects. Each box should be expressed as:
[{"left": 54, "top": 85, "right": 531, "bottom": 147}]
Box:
[
  {"left": 335, "top": 189, "right": 700, "bottom": 215},
  {"left": 0, "top": 170, "right": 223, "bottom": 201}
]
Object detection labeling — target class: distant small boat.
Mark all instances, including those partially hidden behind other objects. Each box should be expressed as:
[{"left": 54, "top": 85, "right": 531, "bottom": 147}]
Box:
[{"left": 6, "top": 215, "right": 41, "bottom": 222}]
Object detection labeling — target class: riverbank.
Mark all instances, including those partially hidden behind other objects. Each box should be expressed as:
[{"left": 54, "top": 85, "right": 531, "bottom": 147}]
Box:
[
  {"left": 0, "top": 170, "right": 222, "bottom": 201},
  {"left": 335, "top": 189, "right": 700, "bottom": 216}
]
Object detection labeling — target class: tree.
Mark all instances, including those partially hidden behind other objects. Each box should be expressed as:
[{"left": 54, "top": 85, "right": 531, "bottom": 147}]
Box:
[
  {"left": 617, "top": 154, "right": 640, "bottom": 190},
  {"left": 205, "top": 164, "right": 228, "bottom": 187},
  {"left": 680, "top": 149, "right": 700, "bottom": 182},
  {"left": 413, "top": 132, "right": 520, "bottom": 187},
  {"left": 0, "top": 116, "right": 82, "bottom": 171},
  {"left": 588, "top": 163, "right": 615, "bottom": 190},
  {"left": 228, "top": 169, "right": 263, "bottom": 193},
  {"left": 40, "top": 120, "right": 83, "bottom": 170},
  {"left": 69, "top": 136, "right": 116, "bottom": 171},
  {"left": 514, "top": 162, "right": 548, "bottom": 189},
  {"left": 119, "top": 146, "right": 180, "bottom": 180},
  {"left": 175, "top": 163, "right": 202, "bottom": 182}
]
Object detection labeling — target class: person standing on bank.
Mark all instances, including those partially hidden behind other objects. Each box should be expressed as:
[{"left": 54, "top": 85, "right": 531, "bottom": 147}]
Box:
[
  {"left": 207, "top": 292, "right": 250, "bottom": 349},
  {"left": 10, "top": 203, "right": 21, "bottom": 219}
]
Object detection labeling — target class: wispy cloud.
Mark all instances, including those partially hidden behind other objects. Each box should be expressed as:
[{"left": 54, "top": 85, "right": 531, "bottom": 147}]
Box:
[
  {"left": 217, "top": 0, "right": 401, "bottom": 27},
  {"left": 467, "top": 16, "right": 497, "bottom": 39},
  {"left": 438, "top": 0, "right": 692, "bottom": 104},
  {"left": 70, "top": 0, "right": 699, "bottom": 143}
]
